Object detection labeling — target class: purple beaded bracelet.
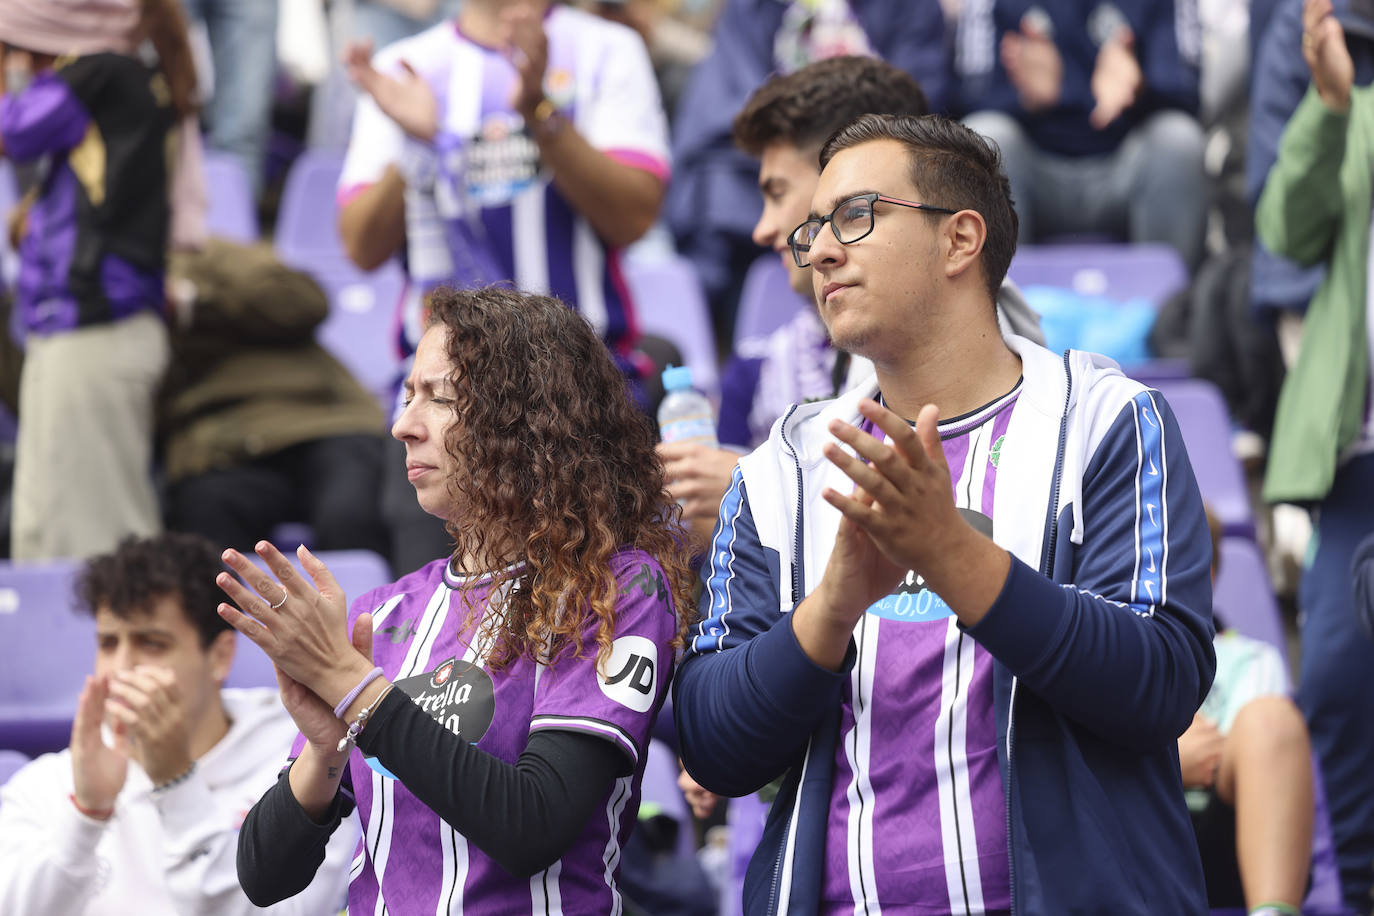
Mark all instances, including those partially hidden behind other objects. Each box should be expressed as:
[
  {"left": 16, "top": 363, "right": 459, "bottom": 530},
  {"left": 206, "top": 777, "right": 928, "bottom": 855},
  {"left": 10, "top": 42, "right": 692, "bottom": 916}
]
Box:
[{"left": 333, "top": 666, "right": 384, "bottom": 719}]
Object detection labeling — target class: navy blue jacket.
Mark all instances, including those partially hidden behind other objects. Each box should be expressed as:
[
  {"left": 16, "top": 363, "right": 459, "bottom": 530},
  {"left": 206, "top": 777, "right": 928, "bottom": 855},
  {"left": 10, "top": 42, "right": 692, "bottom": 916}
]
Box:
[
  {"left": 957, "top": 0, "right": 1200, "bottom": 156},
  {"left": 674, "top": 338, "right": 1215, "bottom": 914}
]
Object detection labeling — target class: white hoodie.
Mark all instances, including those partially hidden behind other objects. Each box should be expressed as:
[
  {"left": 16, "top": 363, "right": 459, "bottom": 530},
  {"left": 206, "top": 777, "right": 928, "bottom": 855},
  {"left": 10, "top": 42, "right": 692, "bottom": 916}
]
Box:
[{"left": 0, "top": 688, "right": 357, "bottom": 915}]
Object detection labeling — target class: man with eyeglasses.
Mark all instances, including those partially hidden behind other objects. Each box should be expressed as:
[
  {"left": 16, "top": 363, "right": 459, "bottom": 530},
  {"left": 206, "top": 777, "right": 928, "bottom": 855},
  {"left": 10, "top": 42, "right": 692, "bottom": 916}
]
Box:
[
  {"left": 673, "top": 113, "right": 1215, "bottom": 914},
  {"left": 660, "top": 57, "right": 1042, "bottom": 551}
]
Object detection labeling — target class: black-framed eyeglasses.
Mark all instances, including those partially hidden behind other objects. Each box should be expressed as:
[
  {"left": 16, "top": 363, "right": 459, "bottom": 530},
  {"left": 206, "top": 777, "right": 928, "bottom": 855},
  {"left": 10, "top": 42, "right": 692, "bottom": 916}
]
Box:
[{"left": 786, "top": 193, "right": 957, "bottom": 268}]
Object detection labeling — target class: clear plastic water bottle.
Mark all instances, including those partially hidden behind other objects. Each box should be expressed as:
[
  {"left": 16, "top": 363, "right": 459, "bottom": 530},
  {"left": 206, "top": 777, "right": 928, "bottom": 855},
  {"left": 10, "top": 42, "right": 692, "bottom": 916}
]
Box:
[{"left": 657, "top": 364, "right": 718, "bottom": 447}]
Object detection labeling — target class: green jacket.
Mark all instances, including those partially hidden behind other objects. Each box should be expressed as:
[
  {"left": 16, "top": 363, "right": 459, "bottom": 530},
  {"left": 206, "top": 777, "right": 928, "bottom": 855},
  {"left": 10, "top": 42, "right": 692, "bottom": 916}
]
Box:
[
  {"left": 1256, "top": 85, "right": 1374, "bottom": 505},
  {"left": 159, "top": 240, "right": 385, "bottom": 483}
]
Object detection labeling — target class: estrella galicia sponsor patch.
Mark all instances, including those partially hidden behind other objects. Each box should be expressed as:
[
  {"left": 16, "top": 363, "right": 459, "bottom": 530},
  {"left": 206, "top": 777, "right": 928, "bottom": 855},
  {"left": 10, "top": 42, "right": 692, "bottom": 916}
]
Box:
[
  {"left": 865, "top": 508, "right": 993, "bottom": 623},
  {"left": 393, "top": 656, "right": 496, "bottom": 743},
  {"left": 360, "top": 658, "right": 495, "bottom": 780},
  {"left": 598, "top": 636, "right": 658, "bottom": 713}
]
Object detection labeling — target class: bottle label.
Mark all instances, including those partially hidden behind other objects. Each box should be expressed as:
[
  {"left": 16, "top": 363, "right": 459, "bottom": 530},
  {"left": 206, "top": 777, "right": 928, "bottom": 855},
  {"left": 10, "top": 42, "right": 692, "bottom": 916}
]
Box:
[{"left": 661, "top": 415, "right": 718, "bottom": 446}]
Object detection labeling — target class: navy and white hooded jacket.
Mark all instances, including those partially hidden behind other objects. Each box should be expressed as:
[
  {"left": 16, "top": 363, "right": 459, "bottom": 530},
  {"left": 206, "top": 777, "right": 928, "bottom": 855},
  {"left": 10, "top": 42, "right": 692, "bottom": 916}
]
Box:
[{"left": 673, "top": 335, "right": 1215, "bottom": 915}]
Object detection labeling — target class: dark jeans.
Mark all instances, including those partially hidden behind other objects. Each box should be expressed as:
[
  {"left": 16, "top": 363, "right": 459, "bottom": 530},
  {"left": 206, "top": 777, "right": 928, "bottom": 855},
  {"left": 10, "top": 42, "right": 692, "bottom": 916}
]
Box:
[
  {"left": 1299, "top": 452, "right": 1374, "bottom": 915},
  {"left": 166, "top": 434, "right": 388, "bottom": 555}
]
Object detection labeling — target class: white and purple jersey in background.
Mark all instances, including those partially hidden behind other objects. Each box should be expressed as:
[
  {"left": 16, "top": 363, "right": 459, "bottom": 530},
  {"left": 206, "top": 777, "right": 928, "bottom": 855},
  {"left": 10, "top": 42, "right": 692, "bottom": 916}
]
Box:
[
  {"left": 822, "top": 383, "right": 1021, "bottom": 915},
  {"left": 338, "top": 7, "right": 670, "bottom": 366},
  {"left": 291, "top": 550, "right": 677, "bottom": 914}
]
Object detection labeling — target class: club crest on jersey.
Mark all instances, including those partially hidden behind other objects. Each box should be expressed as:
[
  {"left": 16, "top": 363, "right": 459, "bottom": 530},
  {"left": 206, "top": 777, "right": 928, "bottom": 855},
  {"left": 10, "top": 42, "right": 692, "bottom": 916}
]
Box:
[
  {"left": 865, "top": 508, "right": 993, "bottom": 623},
  {"left": 598, "top": 636, "right": 657, "bottom": 713}
]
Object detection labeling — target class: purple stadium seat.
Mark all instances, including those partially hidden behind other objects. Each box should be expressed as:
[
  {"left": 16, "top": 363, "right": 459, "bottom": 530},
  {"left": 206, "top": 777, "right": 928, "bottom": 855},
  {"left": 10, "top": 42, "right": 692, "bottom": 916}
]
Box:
[
  {"left": 638, "top": 738, "right": 696, "bottom": 861},
  {"left": 274, "top": 149, "right": 347, "bottom": 264},
  {"left": 1008, "top": 242, "right": 1188, "bottom": 307},
  {"left": 202, "top": 149, "right": 258, "bottom": 242},
  {"left": 1124, "top": 358, "right": 1192, "bottom": 386},
  {"left": 0, "top": 560, "right": 90, "bottom": 755},
  {"left": 302, "top": 256, "right": 406, "bottom": 408},
  {"left": 1150, "top": 378, "right": 1256, "bottom": 539},
  {"left": 0, "top": 160, "right": 17, "bottom": 290},
  {"left": 623, "top": 254, "right": 720, "bottom": 398},
  {"left": 735, "top": 254, "right": 806, "bottom": 346},
  {"left": 0, "top": 748, "right": 29, "bottom": 791},
  {"left": 1213, "top": 537, "right": 1285, "bottom": 655},
  {"left": 227, "top": 549, "right": 393, "bottom": 689},
  {"left": 723, "top": 792, "right": 769, "bottom": 916}
]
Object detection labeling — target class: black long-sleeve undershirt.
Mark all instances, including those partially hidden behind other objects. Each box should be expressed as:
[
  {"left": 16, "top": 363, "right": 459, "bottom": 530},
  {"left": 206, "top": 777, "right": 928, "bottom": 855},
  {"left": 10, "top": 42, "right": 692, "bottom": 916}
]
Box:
[{"left": 237, "top": 689, "right": 628, "bottom": 905}]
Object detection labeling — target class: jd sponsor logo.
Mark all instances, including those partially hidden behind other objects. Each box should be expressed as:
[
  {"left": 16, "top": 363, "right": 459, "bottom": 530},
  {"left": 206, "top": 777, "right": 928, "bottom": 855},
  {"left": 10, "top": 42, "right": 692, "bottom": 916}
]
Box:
[
  {"left": 865, "top": 508, "right": 992, "bottom": 623},
  {"left": 598, "top": 636, "right": 657, "bottom": 713}
]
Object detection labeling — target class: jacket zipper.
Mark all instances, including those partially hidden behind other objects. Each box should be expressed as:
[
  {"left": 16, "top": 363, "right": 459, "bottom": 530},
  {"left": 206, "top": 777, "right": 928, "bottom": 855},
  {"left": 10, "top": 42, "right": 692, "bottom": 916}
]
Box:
[
  {"left": 770, "top": 403, "right": 804, "bottom": 915},
  {"left": 1007, "top": 350, "right": 1074, "bottom": 916}
]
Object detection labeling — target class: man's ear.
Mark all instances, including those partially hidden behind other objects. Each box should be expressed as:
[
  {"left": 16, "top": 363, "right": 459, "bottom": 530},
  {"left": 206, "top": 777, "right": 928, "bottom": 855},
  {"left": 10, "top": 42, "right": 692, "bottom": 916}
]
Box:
[
  {"left": 208, "top": 629, "right": 237, "bottom": 685},
  {"left": 943, "top": 209, "right": 988, "bottom": 282}
]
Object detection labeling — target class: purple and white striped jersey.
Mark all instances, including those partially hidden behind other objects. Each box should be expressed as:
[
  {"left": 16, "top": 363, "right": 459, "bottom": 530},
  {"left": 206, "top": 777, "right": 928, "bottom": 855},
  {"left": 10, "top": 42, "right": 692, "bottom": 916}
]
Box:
[
  {"left": 822, "top": 382, "right": 1021, "bottom": 916},
  {"left": 338, "top": 7, "right": 670, "bottom": 363},
  {"left": 312, "top": 549, "right": 677, "bottom": 914}
]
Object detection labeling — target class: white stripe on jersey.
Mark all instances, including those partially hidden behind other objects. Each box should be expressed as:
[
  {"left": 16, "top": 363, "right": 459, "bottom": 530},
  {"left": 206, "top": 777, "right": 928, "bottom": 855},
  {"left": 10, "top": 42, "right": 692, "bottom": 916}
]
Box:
[
  {"left": 513, "top": 186, "right": 550, "bottom": 295},
  {"left": 935, "top": 619, "right": 984, "bottom": 915},
  {"left": 529, "top": 715, "right": 640, "bottom": 764},
  {"left": 934, "top": 425, "right": 991, "bottom": 915},
  {"left": 842, "top": 614, "right": 882, "bottom": 915},
  {"left": 438, "top": 818, "right": 469, "bottom": 916},
  {"left": 530, "top": 859, "right": 564, "bottom": 915},
  {"left": 370, "top": 582, "right": 453, "bottom": 914},
  {"left": 370, "top": 771, "right": 396, "bottom": 916},
  {"left": 371, "top": 593, "right": 406, "bottom": 630},
  {"left": 599, "top": 776, "right": 633, "bottom": 916},
  {"left": 572, "top": 219, "right": 607, "bottom": 335}
]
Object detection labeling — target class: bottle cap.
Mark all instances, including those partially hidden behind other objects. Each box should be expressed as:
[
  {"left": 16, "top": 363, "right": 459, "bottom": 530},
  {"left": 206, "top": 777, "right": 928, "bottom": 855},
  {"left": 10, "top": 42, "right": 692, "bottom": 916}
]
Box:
[{"left": 661, "top": 364, "right": 694, "bottom": 392}]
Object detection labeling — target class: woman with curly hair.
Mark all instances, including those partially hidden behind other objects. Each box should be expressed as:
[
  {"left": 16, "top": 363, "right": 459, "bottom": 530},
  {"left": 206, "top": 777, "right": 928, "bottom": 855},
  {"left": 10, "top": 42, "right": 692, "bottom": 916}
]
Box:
[{"left": 217, "top": 285, "right": 696, "bottom": 912}]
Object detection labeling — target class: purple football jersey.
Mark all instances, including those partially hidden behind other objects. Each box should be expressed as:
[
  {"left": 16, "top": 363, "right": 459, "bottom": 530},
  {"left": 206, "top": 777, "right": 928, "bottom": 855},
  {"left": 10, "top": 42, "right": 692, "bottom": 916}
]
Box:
[
  {"left": 822, "top": 384, "right": 1020, "bottom": 915},
  {"left": 297, "top": 549, "right": 677, "bottom": 914}
]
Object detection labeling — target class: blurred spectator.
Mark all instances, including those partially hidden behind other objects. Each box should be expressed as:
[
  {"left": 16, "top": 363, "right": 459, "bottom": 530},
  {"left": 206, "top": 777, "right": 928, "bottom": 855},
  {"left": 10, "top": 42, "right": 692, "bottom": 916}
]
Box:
[
  {"left": 0, "top": 0, "right": 205, "bottom": 561},
  {"left": 0, "top": 532, "right": 357, "bottom": 914},
  {"left": 959, "top": 0, "right": 1207, "bottom": 270},
  {"left": 1253, "top": 0, "right": 1374, "bottom": 910},
  {"left": 1180, "top": 507, "right": 1313, "bottom": 914},
  {"left": 335, "top": 0, "right": 671, "bottom": 574},
  {"left": 306, "top": 0, "right": 463, "bottom": 151},
  {"left": 160, "top": 239, "right": 388, "bottom": 556},
  {"left": 179, "top": 0, "right": 278, "bottom": 194},
  {"left": 577, "top": 0, "right": 721, "bottom": 115},
  {"left": 665, "top": 0, "right": 952, "bottom": 323}
]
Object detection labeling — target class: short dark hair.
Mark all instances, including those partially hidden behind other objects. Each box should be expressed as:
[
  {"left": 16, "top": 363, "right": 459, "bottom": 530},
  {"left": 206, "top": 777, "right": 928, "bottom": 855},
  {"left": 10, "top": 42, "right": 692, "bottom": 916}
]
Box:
[
  {"left": 732, "top": 56, "right": 930, "bottom": 157},
  {"left": 819, "top": 113, "right": 1019, "bottom": 300},
  {"left": 75, "top": 532, "right": 231, "bottom": 648}
]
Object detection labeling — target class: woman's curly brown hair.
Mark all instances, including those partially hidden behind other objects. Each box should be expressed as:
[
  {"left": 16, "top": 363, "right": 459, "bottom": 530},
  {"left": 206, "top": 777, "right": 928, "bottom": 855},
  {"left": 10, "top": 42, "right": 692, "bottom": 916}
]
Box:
[{"left": 426, "top": 285, "right": 696, "bottom": 670}]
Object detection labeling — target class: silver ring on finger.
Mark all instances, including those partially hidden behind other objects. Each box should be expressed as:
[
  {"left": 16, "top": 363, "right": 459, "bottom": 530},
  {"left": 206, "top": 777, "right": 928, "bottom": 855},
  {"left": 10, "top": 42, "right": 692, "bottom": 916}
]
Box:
[{"left": 268, "top": 587, "right": 288, "bottom": 610}]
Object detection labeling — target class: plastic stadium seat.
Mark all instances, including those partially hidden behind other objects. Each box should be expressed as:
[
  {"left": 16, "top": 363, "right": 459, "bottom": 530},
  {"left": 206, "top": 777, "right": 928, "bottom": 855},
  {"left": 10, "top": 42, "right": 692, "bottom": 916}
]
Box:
[
  {"left": 1213, "top": 537, "right": 1284, "bottom": 655},
  {"left": 1008, "top": 242, "right": 1188, "bottom": 308},
  {"left": 1150, "top": 378, "right": 1255, "bottom": 539},
  {"left": 735, "top": 254, "right": 806, "bottom": 346},
  {"left": 0, "top": 748, "right": 29, "bottom": 790},
  {"left": 0, "top": 559, "right": 89, "bottom": 755},
  {"left": 301, "top": 256, "right": 406, "bottom": 408},
  {"left": 274, "top": 149, "right": 347, "bottom": 264},
  {"left": 0, "top": 161, "right": 17, "bottom": 289},
  {"left": 623, "top": 254, "right": 720, "bottom": 398},
  {"left": 228, "top": 549, "right": 394, "bottom": 689},
  {"left": 202, "top": 149, "right": 258, "bottom": 242}
]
